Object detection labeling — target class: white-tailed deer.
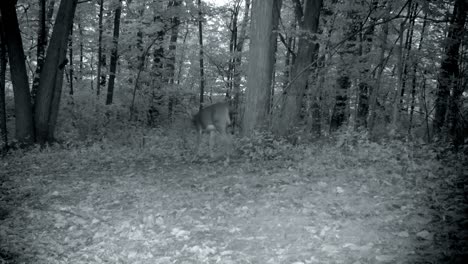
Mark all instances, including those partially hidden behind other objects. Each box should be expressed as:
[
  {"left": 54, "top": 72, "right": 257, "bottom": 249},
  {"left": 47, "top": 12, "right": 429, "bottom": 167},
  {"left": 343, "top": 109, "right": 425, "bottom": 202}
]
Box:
[{"left": 192, "top": 102, "right": 232, "bottom": 158}]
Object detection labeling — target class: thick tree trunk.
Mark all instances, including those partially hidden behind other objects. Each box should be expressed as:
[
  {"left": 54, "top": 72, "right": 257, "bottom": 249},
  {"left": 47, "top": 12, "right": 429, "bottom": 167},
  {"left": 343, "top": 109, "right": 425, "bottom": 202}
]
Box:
[
  {"left": 276, "top": 0, "right": 322, "bottom": 136},
  {"left": 0, "top": 0, "right": 35, "bottom": 145},
  {"left": 433, "top": 0, "right": 467, "bottom": 139},
  {"left": 106, "top": 0, "right": 122, "bottom": 105},
  {"left": 34, "top": 0, "right": 78, "bottom": 144},
  {"left": 242, "top": 0, "right": 282, "bottom": 135}
]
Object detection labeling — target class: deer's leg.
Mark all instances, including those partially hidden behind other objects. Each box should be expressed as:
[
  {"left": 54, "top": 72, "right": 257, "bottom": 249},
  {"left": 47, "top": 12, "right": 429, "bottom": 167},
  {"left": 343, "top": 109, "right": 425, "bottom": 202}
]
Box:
[{"left": 209, "top": 130, "right": 215, "bottom": 158}]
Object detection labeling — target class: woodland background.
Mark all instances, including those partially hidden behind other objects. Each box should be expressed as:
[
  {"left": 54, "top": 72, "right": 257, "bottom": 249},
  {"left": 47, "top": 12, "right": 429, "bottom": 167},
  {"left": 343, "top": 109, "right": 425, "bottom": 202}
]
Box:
[
  {"left": 0, "top": 0, "right": 467, "bottom": 263},
  {"left": 0, "top": 0, "right": 466, "bottom": 147}
]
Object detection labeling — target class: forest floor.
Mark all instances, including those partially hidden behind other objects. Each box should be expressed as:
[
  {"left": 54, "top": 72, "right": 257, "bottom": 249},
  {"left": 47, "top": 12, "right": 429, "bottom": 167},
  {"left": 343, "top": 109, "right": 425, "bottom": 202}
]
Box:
[{"left": 0, "top": 131, "right": 467, "bottom": 264}]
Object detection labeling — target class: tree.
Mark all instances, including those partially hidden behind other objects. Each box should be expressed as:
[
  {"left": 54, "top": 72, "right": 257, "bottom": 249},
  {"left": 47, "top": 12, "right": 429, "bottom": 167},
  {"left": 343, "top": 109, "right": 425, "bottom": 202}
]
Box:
[
  {"left": 197, "top": 0, "right": 206, "bottom": 109},
  {"left": 96, "top": 0, "right": 105, "bottom": 96},
  {"left": 0, "top": 0, "right": 35, "bottom": 145},
  {"left": 34, "top": 0, "right": 78, "bottom": 144},
  {"left": 106, "top": 0, "right": 122, "bottom": 105},
  {"left": 0, "top": 17, "right": 7, "bottom": 150},
  {"left": 433, "top": 0, "right": 467, "bottom": 144},
  {"left": 275, "top": 0, "right": 323, "bottom": 136},
  {"left": 242, "top": 0, "right": 282, "bottom": 136},
  {"left": 232, "top": 0, "right": 250, "bottom": 131}
]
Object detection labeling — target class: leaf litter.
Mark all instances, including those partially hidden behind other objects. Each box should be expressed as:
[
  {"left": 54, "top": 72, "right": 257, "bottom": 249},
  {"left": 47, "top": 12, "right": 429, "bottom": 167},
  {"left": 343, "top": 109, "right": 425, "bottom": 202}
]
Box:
[{"left": 0, "top": 140, "right": 466, "bottom": 263}]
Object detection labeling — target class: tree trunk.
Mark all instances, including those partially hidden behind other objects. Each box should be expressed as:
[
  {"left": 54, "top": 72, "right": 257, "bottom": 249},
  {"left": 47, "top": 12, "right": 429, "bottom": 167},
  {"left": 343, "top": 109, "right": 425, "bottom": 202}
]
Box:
[
  {"left": 68, "top": 23, "right": 74, "bottom": 96},
  {"left": 166, "top": 0, "right": 181, "bottom": 84},
  {"left": 232, "top": 0, "right": 250, "bottom": 132},
  {"left": 369, "top": 1, "right": 391, "bottom": 136},
  {"left": 276, "top": 0, "right": 322, "bottom": 136},
  {"left": 0, "top": 0, "right": 35, "bottom": 145},
  {"left": 197, "top": 0, "right": 205, "bottom": 109},
  {"left": 34, "top": 0, "right": 78, "bottom": 144},
  {"left": 242, "top": 0, "right": 282, "bottom": 135},
  {"left": 330, "top": 76, "right": 350, "bottom": 131},
  {"left": 96, "top": 0, "right": 104, "bottom": 96},
  {"left": 31, "top": 0, "right": 47, "bottom": 105},
  {"left": 106, "top": 0, "right": 122, "bottom": 105},
  {"left": 0, "top": 19, "right": 8, "bottom": 149},
  {"left": 355, "top": 0, "right": 378, "bottom": 130},
  {"left": 433, "top": 0, "right": 467, "bottom": 139}
]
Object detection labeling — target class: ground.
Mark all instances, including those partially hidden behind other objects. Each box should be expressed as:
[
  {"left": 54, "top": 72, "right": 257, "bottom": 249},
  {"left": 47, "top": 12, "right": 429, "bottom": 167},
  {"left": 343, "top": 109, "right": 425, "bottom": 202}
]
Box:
[{"left": 0, "top": 133, "right": 467, "bottom": 263}]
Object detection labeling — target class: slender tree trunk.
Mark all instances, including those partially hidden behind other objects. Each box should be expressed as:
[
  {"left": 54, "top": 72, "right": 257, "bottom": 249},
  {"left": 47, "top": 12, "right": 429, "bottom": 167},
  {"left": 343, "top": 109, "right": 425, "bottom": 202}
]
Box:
[
  {"left": 369, "top": 1, "right": 391, "bottom": 135},
  {"left": 96, "top": 0, "right": 104, "bottom": 96},
  {"left": 0, "top": 0, "right": 35, "bottom": 145},
  {"left": 78, "top": 21, "right": 84, "bottom": 77},
  {"left": 34, "top": 0, "right": 78, "bottom": 144},
  {"left": 276, "top": 0, "right": 322, "bottom": 135},
  {"left": 232, "top": 0, "right": 250, "bottom": 131},
  {"left": 0, "top": 18, "right": 7, "bottom": 149},
  {"left": 167, "top": 0, "right": 181, "bottom": 121},
  {"left": 355, "top": 0, "right": 378, "bottom": 130},
  {"left": 167, "top": 0, "right": 181, "bottom": 84},
  {"left": 408, "top": 12, "right": 427, "bottom": 136},
  {"left": 197, "top": 0, "right": 205, "bottom": 109},
  {"left": 31, "top": 0, "right": 47, "bottom": 105},
  {"left": 242, "top": 0, "right": 282, "bottom": 135},
  {"left": 106, "top": 0, "right": 122, "bottom": 105},
  {"left": 68, "top": 23, "right": 74, "bottom": 96},
  {"left": 433, "top": 0, "right": 467, "bottom": 140}
]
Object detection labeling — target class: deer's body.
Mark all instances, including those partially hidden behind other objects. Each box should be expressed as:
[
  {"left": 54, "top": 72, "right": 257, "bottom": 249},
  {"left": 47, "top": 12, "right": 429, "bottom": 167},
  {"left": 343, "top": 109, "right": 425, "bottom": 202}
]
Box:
[{"left": 192, "top": 102, "right": 231, "bottom": 158}]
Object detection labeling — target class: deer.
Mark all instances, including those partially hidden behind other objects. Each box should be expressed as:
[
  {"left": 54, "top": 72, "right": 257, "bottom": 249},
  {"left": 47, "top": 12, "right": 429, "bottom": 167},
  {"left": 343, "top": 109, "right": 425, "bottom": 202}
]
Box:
[{"left": 191, "top": 101, "right": 232, "bottom": 159}]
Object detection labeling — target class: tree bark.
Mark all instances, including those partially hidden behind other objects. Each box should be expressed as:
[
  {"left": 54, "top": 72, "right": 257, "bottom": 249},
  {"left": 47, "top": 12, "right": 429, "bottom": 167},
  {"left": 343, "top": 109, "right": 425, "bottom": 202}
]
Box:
[
  {"left": 242, "top": 0, "right": 282, "bottom": 135},
  {"left": 34, "top": 0, "right": 78, "bottom": 144},
  {"left": 276, "top": 0, "right": 322, "bottom": 136},
  {"left": 0, "top": 0, "right": 35, "bottom": 145},
  {"left": 106, "top": 0, "right": 122, "bottom": 105}
]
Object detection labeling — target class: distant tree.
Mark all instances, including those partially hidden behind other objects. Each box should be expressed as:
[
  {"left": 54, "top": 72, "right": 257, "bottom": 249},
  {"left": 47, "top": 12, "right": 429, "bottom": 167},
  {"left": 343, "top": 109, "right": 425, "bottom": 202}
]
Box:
[
  {"left": 96, "top": 0, "right": 105, "bottom": 96},
  {"left": 197, "top": 0, "right": 206, "bottom": 109},
  {"left": 106, "top": 0, "right": 122, "bottom": 105}
]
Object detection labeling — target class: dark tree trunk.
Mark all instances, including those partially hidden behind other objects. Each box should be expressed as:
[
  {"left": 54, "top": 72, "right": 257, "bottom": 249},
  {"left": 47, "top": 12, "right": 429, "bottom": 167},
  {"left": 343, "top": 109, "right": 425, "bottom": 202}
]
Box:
[
  {"left": 34, "top": 0, "right": 78, "bottom": 144},
  {"left": 106, "top": 0, "right": 122, "bottom": 105},
  {"left": 96, "top": 0, "right": 104, "bottom": 96},
  {"left": 276, "top": 0, "right": 322, "bottom": 136},
  {"left": 330, "top": 76, "right": 350, "bottom": 131},
  {"left": 197, "top": 0, "right": 205, "bottom": 109},
  {"left": 31, "top": 0, "right": 47, "bottom": 105},
  {"left": 0, "top": 0, "right": 35, "bottom": 145},
  {"left": 0, "top": 18, "right": 7, "bottom": 149},
  {"left": 68, "top": 23, "right": 74, "bottom": 95},
  {"left": 433, "top": 0, "right": 467, "bottom": 140},
  {"left": 232, "top": 0, "right": 250, "bottom": 131}
]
